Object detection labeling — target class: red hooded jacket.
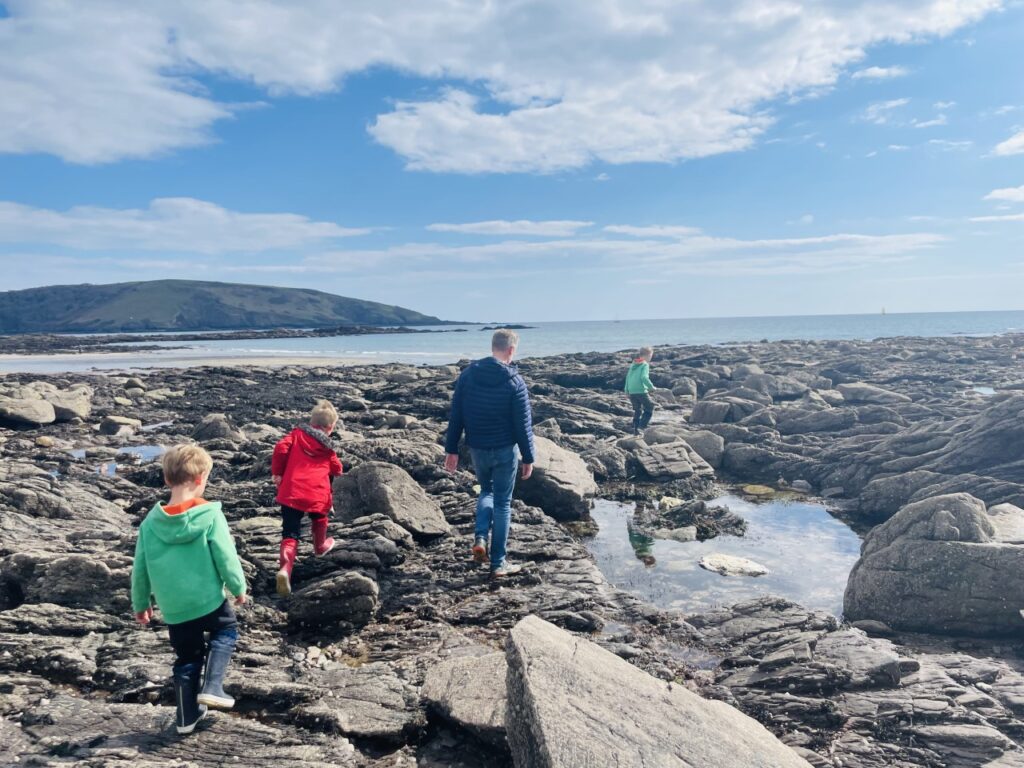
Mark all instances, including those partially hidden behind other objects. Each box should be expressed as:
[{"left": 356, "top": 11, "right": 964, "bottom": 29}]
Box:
[{"left": 272, "top": 424, "right": 343, "bottom": 515}]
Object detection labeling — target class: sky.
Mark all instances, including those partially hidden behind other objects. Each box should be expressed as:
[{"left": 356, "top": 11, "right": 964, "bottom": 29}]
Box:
[{"left": 1, "top": 0, "right": 1023, "bottom": 322}]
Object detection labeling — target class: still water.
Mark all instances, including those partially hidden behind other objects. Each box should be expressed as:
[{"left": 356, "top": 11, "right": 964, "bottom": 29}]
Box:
[{"left": 585, "top": 494, "right": 862, "bottom": 618}]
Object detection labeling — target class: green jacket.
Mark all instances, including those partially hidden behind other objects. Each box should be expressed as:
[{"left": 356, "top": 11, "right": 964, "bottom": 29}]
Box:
[
  {"left": 624, "top": 361, "right": 655, "bottom": 394},
  {"left": 130, "top": 500, "right": 246, "bottom": 625}
]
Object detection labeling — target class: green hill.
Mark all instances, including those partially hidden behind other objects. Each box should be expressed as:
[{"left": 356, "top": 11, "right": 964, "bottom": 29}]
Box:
[{"left": 0, "top": 280, "right": 445, "bottom": 333}]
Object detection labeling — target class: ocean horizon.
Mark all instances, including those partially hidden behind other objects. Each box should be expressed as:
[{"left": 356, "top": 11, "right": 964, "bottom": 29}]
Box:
[{"left": 3, "top": 308, "right": 1023, "bottom": 374}]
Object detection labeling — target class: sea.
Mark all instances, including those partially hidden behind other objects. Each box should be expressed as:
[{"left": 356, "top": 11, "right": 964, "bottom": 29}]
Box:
[{"left": 3, "top": 309, "right": 1024, "bottom": 373}]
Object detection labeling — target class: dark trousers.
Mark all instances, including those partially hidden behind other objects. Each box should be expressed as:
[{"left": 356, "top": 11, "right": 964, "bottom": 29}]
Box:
[
  {"left": 629, "top": 393, "right": 655, "bottom": 433},
  {"left": 167, "top": 599, "right": 238, "bottom": 668},
  {"left": 281, "top": 504, "right": 327, "bottom": 540}
]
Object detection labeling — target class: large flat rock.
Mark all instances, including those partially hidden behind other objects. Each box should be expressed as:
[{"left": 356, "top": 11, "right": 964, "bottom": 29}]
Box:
[
  {"left": 422, "top": 651, "right": 507, "bottom": 745},
  {"left": 504, "top": 615, "right": 811, "bottom": 768}
]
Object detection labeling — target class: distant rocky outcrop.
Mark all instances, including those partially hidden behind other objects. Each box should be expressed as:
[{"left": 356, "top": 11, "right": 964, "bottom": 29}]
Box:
[{"left": 0, "top": 279, "right": 444, "bottom": 333}]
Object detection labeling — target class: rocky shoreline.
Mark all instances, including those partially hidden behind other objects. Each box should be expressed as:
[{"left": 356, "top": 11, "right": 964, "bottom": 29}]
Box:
[
  {"left": 0, "top": 325, "right": 469, "bottom": 356},
  {"left": 3, "top": 333, "right": 1024, "bottom": 766}
]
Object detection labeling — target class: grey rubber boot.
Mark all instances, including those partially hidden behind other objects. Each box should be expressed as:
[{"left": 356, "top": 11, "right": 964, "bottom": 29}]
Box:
[
  {"left": 173, "top": 662, "right": 207, "bottom": 735},
  {"left": 197, "top": 645, "right": 235, "bottom": 710}
]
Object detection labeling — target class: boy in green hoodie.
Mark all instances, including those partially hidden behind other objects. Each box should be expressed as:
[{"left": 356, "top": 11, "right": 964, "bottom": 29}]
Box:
[
  {"left": 131, "top": 444, "right": 247, "bottom": 735},
  {"left": 625, "top": 345, "right": 656, "bottom": 436}
]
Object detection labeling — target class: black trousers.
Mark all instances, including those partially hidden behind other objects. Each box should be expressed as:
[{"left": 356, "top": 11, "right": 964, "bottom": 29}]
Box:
[
  {"left": 281, "top": 504, "right": 327, "bottom": 540},
  {"left": 167, "top": 599, "right": 238, "bottom": 667},
  {"left": 629, "top": 393, "right": 655, "bottom": 432}
]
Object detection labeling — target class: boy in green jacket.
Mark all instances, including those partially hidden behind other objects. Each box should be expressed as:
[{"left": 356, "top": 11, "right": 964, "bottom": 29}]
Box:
[
  {"left": 131, "top": 444, "right": 247, "bottom": 735},
  {"left": 625, "top": 345, "right": 656, "bottom": 436}
]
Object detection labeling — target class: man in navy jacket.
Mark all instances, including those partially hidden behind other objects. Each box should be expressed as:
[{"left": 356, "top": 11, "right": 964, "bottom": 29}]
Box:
[{"left": 444, "top": 329, "right": 535, "bottom": 577}]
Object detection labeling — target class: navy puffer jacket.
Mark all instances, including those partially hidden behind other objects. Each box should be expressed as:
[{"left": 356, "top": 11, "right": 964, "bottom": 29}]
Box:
[{"left": 444, "top": 357, "right": 535, "bottom": 464}]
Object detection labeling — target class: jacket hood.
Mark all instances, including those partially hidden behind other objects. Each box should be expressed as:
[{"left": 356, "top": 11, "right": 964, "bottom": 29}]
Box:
[
  {"left": 296, "top": 423, "right": 340, "bottom": 454},
  {"left": 469, "top": 356, "right": 519, "bottom": 388},
  {"left": 145, "top": 500, "right": 221, "bottom": 545},
  {"left": 629, "top": 361, "right": 648, "bottom": 370}
]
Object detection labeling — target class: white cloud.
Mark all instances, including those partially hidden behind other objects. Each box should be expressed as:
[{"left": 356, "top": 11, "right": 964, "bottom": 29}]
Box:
[
  {"left": 851, "top": 66, "right": 910, "bottom": 80},
  {"left": 799, "top": 214, "right": 815, "bottom": 224},
  {"left": 0, "top": 198, "right": 366, "bottom": 253},
  {"left": 971, "top": 213, "right": 1024, "bottom": 222},
  {"left": 302, "top": 227, "right": 944, "bottom": 278},
  {"left": 914, "top": 115, "right": 948, "bottom": 128},
  {"left": 862, "top": 98, "right": 911, "bottom": 124},
  {"left": 604, "top": 225, "right": 702, "bottom": 238},
  {"left": 985, "top": 185, "right": 1024, "bottom": 203},
  {"left": 994, "top": 130, "right": 1024, "bottom": 156},
  {"left": 888, "top": 144, "right": 910, "bottom": 150},
  {"left": 0, "top": 0, "right": 1002, "bottom": 171},
  {"left": 928, "top": 139, "right": 973, "bottom": 151},
  {"left": 426, "top": 220, "right": 593, "bottom": 236},
  {"left": 594, "top": 173, "right": 611, "bottom": 182},
  {"left": 933, "top": 100, "right": 956, "bottom": 109}
]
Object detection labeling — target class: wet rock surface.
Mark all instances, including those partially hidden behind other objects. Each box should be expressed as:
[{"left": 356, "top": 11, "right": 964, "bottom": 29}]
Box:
[{"left": 3, "top": 332, "right": 1024, "bottom": 766}]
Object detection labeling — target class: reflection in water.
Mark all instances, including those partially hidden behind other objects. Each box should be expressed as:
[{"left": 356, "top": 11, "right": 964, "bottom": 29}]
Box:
[
  {"left": 585, "top": 495, "right": 862, "bottom": 618},
  {"left": 69, "top": 444, "right": 166, "bottom": 476},
  {"left": 626, "top": 520, "right": 657, "bottom": 567}
]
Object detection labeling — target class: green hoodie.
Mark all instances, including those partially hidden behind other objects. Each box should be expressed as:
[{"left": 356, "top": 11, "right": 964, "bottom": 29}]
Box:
[
  {"left": 130, "top": 500, "right": 246, "bottom": 625},
  {"left": 624, "top": 361, "right": 655, "bottom": 395}
]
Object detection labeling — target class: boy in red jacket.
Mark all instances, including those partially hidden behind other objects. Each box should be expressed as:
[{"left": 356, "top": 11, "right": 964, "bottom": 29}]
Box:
[{"left": 271, "top": 400, "right": 343, "bottom": 596}]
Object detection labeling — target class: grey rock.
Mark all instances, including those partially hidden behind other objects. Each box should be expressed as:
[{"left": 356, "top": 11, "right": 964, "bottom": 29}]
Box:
[
  {"left": 515, "top": 436, "right": 598, "bottom": 521},
  {"left": 191, "top": 412, "right": 245, "bottom": 442},
  {"left": 99, "top": 414, "right": 142, "bottom": 435},
  {"left": 44, "top": 388, "right": 93, "bottom": 421},
  {"left": 504, "top": 615, "right": 811, "bottom": 768},
  {"left": 699, "top": 554, "right": 769, "bottom": 577},
  {"left": 294, "top": 662, "right": 423, "bottom": 742},
  {"left": 837, "top": 382, "right": 912, "bottom": 404},
  {"left": 681, "top": 429, "right": 725, "bottom": 468},
  {"left": 334, "top": 461, "right": 451, "bottom": 539},
  {"left": 691, "top": 400, "right": 732, "bottom": 424},
  {"left": 422, "top": 651, "right": 508, "bottom": 745},
  {"left": 0, "top": 398, "right": 56, "bottom": 426},
  {"left": 844, "top": 493, "right": 1024, "bottom": 635},
  {"left": 287, "top": 571, "right": 379, "bottom": 630}
]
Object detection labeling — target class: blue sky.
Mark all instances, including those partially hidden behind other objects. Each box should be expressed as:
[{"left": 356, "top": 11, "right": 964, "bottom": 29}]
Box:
[{"left": 1, "top": 0, "right": 1022, "bottom": 322}]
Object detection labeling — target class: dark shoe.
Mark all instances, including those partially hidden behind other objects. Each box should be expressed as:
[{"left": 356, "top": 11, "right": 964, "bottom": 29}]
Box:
[
  {"left": 197, "top": 646, "right": 235, "bottom": 710},
  {"left": 471, "top": 537, "right": 488, "bottom": 564},
  {"left": 277, "top": 538, "right": 298, "bottom": 596},
  {"left": 490, "top": 560, "right": 523, "bottom": 578},
  {"left": 311, "top": 517, "right": 336, "bottom": 557},
  {"left": 173, "top": 662, "right": 206, "bottom": 735}
]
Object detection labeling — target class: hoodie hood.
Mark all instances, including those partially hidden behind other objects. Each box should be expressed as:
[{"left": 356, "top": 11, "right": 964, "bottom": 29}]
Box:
[
  {"left": 145, "top": 500, "right": 221, "bottom": 545},
  {"left": 469, "top": 356, "right": 519, "bottom": 388},
  {"left": 297, "top": 423, "right": 340, "bottom": 454}
]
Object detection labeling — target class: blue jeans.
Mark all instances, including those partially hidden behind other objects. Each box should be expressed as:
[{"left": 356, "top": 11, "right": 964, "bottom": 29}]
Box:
[{"left": 470, "top": 445, "right": 519, "bottom": 569}]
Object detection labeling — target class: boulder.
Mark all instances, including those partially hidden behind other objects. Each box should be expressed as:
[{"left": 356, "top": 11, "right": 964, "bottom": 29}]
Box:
[
  {"left": 422, "top": 651, "right": 507, "bottom": 745},
  {"left": 682, "top": 430, "right": 725, "bottom": 468},
  {"left": 334, "top": 461, "right": 451, "bottom": 539},
  {"left": 504, "top": 615, "right": 811, "bottom": 768},
  {"left": 0, "top": 398, "right": 56, "bottom": 427},
  {"left": 191, "top": 413, "right": 245, "bottom": 443},
  {"left": 99, "top": 415, "right": 141, "bottom": 436},
  {"left": 690, "top": 400, "right": 731, "bottom": 424},
  {"left": 699, "top": 554, "right": 769, "bottom": 577},
  {"left": 287, "top": 571, "right": 379, "bottom": 630},
  {"left": 44, "top": 389, "right": 93, "bottom": 421},
  {"left": 844, "top": 493, "right": 1024, "bottom": 635},
  {"left": 837, "top": 382, "right": 912, "bottom": 405},
  {"left": 515, "top": 436, "right": 598, "bottom": 521}
]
